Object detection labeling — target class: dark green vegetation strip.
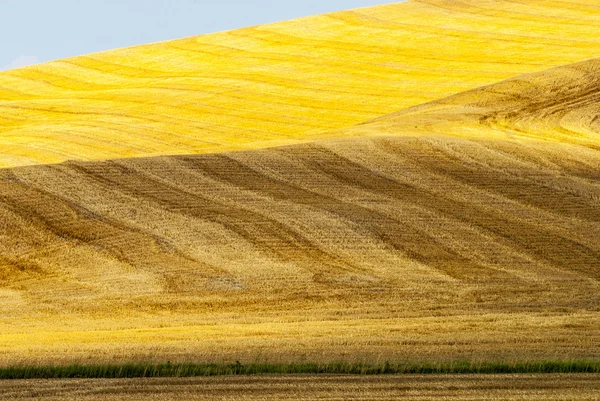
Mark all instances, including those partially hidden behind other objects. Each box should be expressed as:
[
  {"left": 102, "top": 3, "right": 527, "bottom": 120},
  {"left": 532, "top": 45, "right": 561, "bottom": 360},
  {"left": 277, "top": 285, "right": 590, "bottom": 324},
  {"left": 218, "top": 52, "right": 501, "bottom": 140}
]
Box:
[{"left": 1, "top": 361, "right": 599, "bottom": 379}]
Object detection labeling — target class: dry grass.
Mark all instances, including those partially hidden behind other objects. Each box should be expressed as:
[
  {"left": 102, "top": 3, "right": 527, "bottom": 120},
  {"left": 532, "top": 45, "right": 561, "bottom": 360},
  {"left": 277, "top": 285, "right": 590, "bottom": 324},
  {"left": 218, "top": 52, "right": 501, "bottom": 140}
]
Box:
[
  {"left": 1, "top": 0, "right": 600, "bottom": 167},
  {"left": 0, "top": 132, "right": 599, "bottom": 365},
  {"left": 1, "top": 375, "right": 599, "bottom": 400}
]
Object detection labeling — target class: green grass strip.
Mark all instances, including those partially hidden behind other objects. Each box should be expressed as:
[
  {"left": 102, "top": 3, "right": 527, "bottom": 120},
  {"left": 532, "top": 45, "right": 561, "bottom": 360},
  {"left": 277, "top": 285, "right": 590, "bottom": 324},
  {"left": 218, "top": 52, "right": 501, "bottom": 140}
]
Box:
[{"left": 0, "top": 360, "right": 599, "bottom": 379}]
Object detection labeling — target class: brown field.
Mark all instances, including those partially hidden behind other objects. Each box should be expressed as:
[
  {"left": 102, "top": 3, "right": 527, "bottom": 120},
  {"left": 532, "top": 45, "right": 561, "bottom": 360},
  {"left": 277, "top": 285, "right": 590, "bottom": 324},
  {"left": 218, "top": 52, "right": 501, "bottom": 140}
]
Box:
[{"left": 2, "top": 375, "right": 599, "bottom": 400}]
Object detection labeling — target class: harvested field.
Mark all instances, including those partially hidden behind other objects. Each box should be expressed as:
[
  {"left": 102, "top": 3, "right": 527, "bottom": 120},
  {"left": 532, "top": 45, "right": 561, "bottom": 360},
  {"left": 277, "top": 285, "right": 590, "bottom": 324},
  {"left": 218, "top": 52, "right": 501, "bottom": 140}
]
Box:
[
  {"left": 348, "top": 57, "right": 600, "bottom": 149},
  {"left": 0, "top": 131, "right": 598, "bottom": 364},
  {"left": 1, "top": 375, "right": 599, "bottom": 400},
  {"left": 0, "top": 0, "right": 599, "bottom": 372},
  {"left": 2, "top": 0, "right": 600, "bottom": 167}
]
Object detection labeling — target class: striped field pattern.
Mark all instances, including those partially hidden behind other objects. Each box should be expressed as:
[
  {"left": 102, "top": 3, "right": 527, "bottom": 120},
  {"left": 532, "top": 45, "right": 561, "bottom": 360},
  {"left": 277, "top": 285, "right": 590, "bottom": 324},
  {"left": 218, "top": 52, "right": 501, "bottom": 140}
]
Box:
[
  {"left": 0, "top": 0, "right": 599, "bottom": 368},
  {"left": 2, "top": 0, "right": 600, "bottom": 167}
]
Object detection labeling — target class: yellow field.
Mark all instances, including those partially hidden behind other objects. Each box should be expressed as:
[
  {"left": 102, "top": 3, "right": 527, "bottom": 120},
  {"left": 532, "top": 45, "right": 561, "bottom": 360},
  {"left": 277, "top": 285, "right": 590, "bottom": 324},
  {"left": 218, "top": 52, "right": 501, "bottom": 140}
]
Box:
[
  {"left": 2, "top": 0, "right": 600, "bottom": 167},
  {"left": 348, "top": 57, "right": 600, "bottom": 148},
  {"left": 1, "top": 66, "right": 600, "bottom": 365},
  {"left": 0, "top": 0, "right": 599, "bottom": 367}
]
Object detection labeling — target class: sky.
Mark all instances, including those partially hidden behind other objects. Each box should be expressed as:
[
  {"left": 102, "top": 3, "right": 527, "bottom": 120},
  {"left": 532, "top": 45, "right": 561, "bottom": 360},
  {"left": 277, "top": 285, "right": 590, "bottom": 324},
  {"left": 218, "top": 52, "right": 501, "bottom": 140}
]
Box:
[{"left": 1, "top": 0, "right": 402, "bottom": 71}]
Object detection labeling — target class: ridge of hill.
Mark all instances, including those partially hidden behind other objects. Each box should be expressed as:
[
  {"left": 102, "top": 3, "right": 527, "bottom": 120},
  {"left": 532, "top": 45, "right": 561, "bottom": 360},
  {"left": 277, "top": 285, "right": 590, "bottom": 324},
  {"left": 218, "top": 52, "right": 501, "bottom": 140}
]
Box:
[
  {"left": 1, "top": 0, "right": 600, "bottom": 167},
  {"left": 348, "top": 57, "right": 600, "bottom": 148}
]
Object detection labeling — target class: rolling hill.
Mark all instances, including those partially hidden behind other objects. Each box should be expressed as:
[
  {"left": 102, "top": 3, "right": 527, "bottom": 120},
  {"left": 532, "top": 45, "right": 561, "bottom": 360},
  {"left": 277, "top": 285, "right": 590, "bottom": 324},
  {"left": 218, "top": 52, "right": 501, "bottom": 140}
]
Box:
[
  {"left": 1, "top": 0, "right": 600, "bottom": 168},
  {"left": 2, "top": 60, "right": 600, "bottom": 365},
  {"left": 348, "top": 57, "right": 600, "bottom": 148},
  {"left": 0, "top": 0, "right": 599, "bottom": 366}
]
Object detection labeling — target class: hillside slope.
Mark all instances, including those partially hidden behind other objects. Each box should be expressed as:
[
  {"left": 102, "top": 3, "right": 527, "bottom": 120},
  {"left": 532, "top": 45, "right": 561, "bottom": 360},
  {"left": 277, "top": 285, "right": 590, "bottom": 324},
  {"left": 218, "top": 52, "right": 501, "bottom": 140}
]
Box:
[
  {"left": 348, "top": 57, "right": 600, "bottom": 148},
  {"left": 1, "top": 136, "right": 599, "bottom": 365},
  {"left": 1, "top": 58, "right": 599, "bottom": 365},
  {"left": 2, "top": 0, "right": 600, "bottom": 167}
]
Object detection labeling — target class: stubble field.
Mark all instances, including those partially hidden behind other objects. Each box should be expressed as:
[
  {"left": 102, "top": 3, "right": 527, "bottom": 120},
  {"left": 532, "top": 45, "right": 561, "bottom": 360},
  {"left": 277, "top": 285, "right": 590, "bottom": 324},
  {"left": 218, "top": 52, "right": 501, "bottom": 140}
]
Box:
[
  {"left": 2, "top": 375, "right": 600, "bottom": 401},
  {"left": 0, "top": 3, "right": 598, "bottom": 397},
  {"left": 2, "top": 74, "right": 599, "bottom": 364}
]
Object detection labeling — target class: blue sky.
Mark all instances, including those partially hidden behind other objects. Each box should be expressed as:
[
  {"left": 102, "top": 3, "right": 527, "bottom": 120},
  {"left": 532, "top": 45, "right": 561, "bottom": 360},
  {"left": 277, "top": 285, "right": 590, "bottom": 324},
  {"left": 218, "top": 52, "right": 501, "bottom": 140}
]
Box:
[{"left": 1, "top": 0, "right": 401, "bottom": 71}]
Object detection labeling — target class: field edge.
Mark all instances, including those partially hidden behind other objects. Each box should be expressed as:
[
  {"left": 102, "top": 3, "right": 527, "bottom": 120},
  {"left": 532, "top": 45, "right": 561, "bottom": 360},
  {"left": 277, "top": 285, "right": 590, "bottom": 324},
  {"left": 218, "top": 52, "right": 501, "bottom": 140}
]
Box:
[{"left": 1, "top": 360, "right": 599, "bottom": 379}]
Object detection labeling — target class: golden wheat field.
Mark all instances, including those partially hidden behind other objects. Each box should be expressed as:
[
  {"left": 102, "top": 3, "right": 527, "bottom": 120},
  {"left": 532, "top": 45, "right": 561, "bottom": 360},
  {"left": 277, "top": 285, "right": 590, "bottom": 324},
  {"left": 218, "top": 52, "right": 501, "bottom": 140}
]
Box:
[
  {"left": 3, "top": 375, "right": 600, "bottom": 401},
  {"left": 0, "top": 0, "right": 599, "bottom": 373},
  {"left": 2, "top": 0, "right": 600, "bottom": 168}
]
